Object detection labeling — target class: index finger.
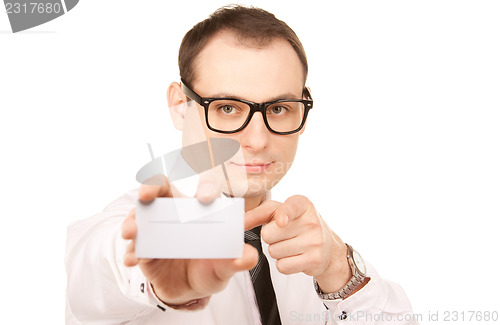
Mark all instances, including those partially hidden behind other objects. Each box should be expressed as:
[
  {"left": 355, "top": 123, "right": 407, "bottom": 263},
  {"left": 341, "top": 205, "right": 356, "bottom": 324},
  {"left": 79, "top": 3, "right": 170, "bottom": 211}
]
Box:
[
  {"left": 245, "top": 200, "right": 281, "bottom": 231},
  {"left": 273, "top": 195, "right": 311, "bottom": 227},
  {"left": 138, "top": 175, "right": 173, "bottom": 202}
]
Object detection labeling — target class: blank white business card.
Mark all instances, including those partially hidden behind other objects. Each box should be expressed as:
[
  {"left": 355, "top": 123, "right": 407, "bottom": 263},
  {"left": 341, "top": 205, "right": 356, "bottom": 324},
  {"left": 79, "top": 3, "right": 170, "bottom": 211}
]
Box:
[{"left": 135, "top": 197, "right": 244, "bottom": 259}]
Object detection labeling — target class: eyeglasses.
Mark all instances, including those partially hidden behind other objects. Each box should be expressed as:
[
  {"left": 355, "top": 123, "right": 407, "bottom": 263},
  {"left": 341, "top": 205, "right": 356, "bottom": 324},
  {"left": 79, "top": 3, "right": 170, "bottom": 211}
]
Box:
[{"left": 181, "top": 81, "right": 313, "bottom": 135}]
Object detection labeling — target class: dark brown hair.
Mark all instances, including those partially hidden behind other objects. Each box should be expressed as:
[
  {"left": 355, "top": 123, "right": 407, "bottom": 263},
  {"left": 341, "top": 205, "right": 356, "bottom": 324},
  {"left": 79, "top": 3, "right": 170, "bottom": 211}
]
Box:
[{"left": 178, "top": 5, "right": 308, "bottom": 88}]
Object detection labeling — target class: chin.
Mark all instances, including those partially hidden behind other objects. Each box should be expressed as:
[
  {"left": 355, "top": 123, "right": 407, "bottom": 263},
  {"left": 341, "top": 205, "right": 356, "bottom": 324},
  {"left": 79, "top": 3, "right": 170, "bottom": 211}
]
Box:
[
  {"left": 221, "top": 176, "right": 280, "bottom": 198},
  {"left": 246, "top": 177, "right": 283, "bottom": 197}
]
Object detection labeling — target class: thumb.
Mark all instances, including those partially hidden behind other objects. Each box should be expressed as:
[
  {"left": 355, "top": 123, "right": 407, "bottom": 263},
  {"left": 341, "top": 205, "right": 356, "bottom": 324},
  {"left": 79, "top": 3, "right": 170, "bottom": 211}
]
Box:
[
  {"left": 233, "top": 243, "right": 259, "bottom": 272},
  {"left": 245, "top": 200, "right": 281, "bottom": 231},
  {"left": 195, "top": 168, "right": 223, "bottom": 204},
  {"left": 214, "top": 244, "right": 259, "bottom": 281}
]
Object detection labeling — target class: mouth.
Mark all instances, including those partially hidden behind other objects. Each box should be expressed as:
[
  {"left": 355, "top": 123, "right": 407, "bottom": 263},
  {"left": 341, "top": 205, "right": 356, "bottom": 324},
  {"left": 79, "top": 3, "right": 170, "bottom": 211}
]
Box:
[{"left": 230, "top": 161, "right": 273, "bottom": 173}]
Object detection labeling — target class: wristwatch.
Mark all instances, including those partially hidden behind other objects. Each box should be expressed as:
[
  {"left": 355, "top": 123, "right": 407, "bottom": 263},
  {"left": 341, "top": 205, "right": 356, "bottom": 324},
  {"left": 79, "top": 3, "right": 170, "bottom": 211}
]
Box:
[{"left": 314, "top": 243, "right": 367, "bottom": 300}]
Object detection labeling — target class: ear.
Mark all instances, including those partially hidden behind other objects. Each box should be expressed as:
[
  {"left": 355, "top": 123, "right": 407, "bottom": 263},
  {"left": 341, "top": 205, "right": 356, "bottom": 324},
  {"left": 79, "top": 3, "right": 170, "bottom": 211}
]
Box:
[
  {"left": 303, "top": 86, "right": 312, "bottom": 100},
  {"left": 300, "top": 86, "right": 312, "bottom": 135},
  {"left": 167, "top": 82, "right": 189, "bottom": 130}
]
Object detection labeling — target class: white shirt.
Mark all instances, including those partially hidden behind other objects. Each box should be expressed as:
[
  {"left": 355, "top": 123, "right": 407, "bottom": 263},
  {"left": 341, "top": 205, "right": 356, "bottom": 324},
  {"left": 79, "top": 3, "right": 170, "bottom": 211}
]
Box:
[{"left": 65, "top": 188, "right": 418, "bottom": 324}]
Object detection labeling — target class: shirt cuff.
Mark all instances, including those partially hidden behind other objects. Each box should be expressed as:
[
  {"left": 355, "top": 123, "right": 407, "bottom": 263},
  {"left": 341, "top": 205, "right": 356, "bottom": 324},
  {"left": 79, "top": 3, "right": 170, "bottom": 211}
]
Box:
[
  {"left": 317, "top": 262, "right": 417, "bottom": 324},
  {"left": 146, "top": 281, "right": 172, "bottom": 312},
  {"left": 147, "top": 281, "right": 211, "bottom": 311}
]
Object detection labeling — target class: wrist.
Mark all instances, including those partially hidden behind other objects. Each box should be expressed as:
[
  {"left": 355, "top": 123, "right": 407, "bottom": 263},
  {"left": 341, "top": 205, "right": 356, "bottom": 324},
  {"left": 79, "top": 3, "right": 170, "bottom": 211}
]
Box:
[
  {"left": 315, "top": 241, "right": 352, "bottom": 293},
  {"left": 314, "top": 243, "right": 369, "bottom": 300},
  {"left": 315, "top": 256, "right": 352, "bottom": 293},
  {"left": 150, "top": 282, "right": 210, "bottom": 311},
  {"left": 161, "top": 297, "right": 211, "bottom": 311}
]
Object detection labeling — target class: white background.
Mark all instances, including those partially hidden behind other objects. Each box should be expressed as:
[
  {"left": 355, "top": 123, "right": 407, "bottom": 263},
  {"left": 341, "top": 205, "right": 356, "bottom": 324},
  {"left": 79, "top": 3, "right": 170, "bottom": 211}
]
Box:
[{"left": 1, "top": 0, "right": 499, "bottom": 323}]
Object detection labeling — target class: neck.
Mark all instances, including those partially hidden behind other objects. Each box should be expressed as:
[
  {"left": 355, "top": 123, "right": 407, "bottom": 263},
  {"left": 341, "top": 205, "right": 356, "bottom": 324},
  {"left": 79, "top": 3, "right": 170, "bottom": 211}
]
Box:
[{"left": 244, "top": 193, "right": 267, "bottom": 212}]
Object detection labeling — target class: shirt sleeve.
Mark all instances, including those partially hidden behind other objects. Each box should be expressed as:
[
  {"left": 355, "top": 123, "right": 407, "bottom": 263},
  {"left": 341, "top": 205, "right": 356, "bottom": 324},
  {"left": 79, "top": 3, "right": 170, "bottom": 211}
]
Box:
[
  {"left": 65, "top": 189, "right": 167, "bottom": 324},
  {"left": 321, "top": 262, "right": 419, "bottom": 325}
]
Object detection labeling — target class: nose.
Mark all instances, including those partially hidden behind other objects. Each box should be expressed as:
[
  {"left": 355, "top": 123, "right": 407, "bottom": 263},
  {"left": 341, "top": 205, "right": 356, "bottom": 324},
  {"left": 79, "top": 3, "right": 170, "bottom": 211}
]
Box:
[{"left": 238, "top": 111, "right": 271, "bottom": 152}]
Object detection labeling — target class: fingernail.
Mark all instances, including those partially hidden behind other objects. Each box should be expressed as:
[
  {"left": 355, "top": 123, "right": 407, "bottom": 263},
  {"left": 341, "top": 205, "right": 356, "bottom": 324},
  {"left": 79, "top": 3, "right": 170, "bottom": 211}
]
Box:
[
  {"left": 197, "top": 183, "right": 218, "bottom": 203},
  {"left": 283, "top": 215, "right": 289, "bottom": 225}
]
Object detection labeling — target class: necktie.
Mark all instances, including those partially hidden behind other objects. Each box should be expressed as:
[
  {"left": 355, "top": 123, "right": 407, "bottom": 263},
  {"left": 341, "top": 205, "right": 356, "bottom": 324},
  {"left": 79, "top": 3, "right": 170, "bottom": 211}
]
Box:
[{"left": 244, "top": 226, "right": 282, "bottom": 325}]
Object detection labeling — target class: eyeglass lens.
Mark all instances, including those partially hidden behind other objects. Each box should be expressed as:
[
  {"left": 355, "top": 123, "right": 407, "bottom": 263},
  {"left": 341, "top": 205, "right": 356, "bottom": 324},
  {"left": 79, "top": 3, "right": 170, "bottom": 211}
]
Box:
[{"left": 207, "top": 100, "right": 305, "bottom": 133}]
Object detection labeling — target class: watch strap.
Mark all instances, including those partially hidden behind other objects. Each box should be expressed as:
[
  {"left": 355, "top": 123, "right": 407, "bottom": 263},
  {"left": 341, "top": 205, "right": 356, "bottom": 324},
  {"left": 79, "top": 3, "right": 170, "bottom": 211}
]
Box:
[
  {"left": 313, "top": 243, "right": 366, "bottom": 300},
  {"left": 313, "top": 274, "right": 364, "bottom": 300}
]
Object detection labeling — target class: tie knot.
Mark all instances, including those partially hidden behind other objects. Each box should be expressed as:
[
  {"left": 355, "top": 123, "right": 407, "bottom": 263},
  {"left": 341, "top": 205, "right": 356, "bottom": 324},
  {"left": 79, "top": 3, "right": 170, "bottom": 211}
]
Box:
[{"left": 244, "top": 226, "right": 262, "bottom": 243}]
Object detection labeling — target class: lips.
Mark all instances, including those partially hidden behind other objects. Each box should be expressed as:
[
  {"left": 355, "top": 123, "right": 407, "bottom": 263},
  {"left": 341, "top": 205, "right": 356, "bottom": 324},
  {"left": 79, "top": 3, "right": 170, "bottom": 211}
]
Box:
[{"left": 231, "top": 161, "right": 273, "bottom": 173}]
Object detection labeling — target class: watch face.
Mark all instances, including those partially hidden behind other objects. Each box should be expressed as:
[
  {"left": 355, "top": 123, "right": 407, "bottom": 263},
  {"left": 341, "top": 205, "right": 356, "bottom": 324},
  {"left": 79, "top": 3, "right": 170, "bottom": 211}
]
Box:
[{"left": 352, "top": 250, "right": 366, "bottom": 275}]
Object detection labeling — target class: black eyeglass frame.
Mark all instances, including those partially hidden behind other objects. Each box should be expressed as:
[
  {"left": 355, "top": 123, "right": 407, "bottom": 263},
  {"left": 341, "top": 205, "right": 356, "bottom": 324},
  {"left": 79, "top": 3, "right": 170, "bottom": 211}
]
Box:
[{"left": 181, "top": 81, "right": 313, "bottom": 135}]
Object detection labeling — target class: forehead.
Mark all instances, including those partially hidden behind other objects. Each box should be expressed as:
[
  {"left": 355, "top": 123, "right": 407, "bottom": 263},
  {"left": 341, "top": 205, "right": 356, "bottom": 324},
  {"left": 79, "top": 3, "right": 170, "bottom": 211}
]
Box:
[{"left": 192, "top": 31, "right": 304, "bottom": 102}]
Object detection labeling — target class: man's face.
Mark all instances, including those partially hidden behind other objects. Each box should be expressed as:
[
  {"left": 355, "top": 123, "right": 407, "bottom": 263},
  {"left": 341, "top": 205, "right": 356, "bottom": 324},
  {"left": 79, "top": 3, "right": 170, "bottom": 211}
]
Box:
[{"left": 182, "top": 30, "right": 305, "bottom": 199}]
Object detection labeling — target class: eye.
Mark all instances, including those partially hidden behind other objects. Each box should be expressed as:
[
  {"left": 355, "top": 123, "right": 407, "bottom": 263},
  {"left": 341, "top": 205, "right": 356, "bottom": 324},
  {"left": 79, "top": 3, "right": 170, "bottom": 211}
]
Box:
[
  {"left": 269, "top": 105, "right": 288, "bottom": 115},
  {"left": 219, "top": 105, "right": 237, "bottom": 114}
]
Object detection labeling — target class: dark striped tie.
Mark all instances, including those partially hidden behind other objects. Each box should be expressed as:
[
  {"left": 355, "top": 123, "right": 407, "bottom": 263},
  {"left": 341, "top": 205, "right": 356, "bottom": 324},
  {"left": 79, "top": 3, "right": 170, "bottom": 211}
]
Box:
[{"left": 245, "top": 226, "right": 282, "bottom": 325}]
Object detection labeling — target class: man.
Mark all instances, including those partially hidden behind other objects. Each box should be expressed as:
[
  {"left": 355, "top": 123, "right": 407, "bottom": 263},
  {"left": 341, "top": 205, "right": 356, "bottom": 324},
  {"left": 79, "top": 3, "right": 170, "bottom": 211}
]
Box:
[{"left": 66, "top": 5, "right": 417, "bottom": 324}]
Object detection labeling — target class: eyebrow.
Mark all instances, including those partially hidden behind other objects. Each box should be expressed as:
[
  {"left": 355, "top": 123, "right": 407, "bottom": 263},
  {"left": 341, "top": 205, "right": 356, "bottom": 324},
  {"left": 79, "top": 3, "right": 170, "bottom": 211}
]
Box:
[{"left": 209, "top": 92, "right": 302, "bottom": 102}]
